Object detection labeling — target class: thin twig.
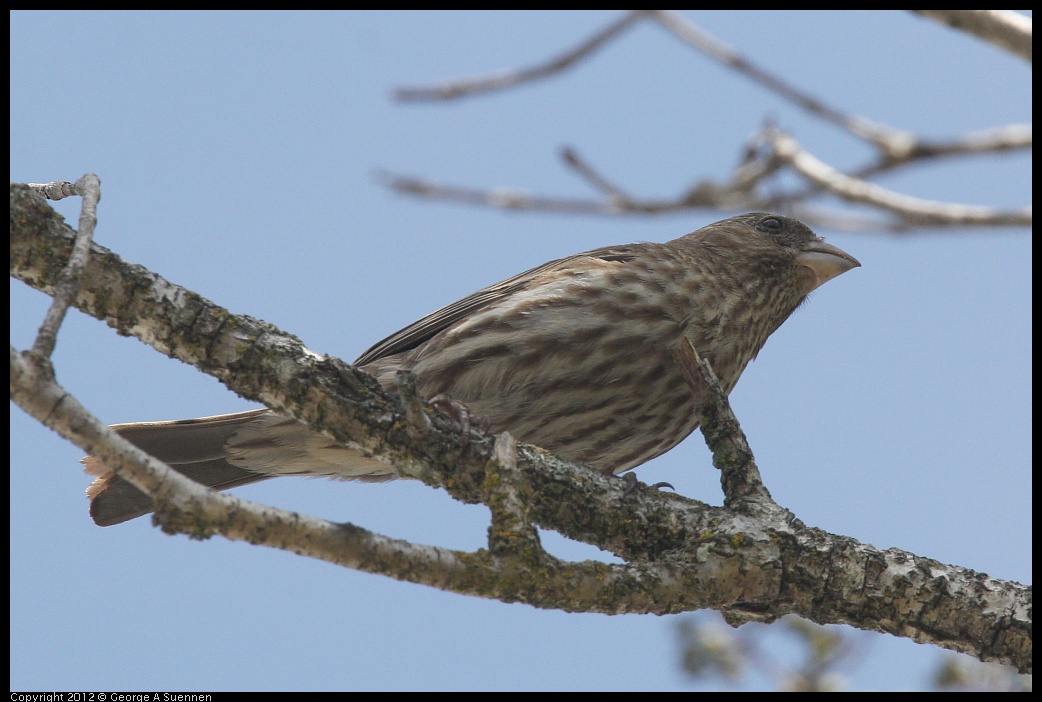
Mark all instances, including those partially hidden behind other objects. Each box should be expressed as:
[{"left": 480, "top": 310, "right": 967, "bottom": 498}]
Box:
[
  {"left": 809, "top": 124, "right": 1034, "bottom": 189},
  {"left": 380, "top": 169, "right": 635, "bottom": 214},
  {"left": 29, "top": 174, "right": 101, "bottom": 358},
  {"left": 768, "top": 130, "right": 1032, "bottom": 227},
  {"left": 647, "top": 10, "right": 916, "bottom": 155},
  {"left": 381, "top": 168, "right": 916, "bottom": 232},
  {"left": 912, "top": 10, "right": 1032, "bottom": 63},
  {"left": 382, "top": 13, "right": 1029, "bottom": 234},
  {"left": 560, "top": 146, "right": 633, "bottom": 200},
  {"left": 897, "top": 122, "right": 1032, "bottom": 161},
  {"left": 674, "top": 339, "right": 778, "bottom": 515},
  {"left": 394, "top": 11, "right": 648, "bottom": 101},
  {"left": 757, "top": 122, "right": 1032, "bottom": 212}
]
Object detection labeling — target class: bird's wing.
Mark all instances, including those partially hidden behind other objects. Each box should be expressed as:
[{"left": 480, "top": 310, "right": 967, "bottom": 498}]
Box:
[{"left": 353, "top": 244, "right": 642, "bottom": 366}]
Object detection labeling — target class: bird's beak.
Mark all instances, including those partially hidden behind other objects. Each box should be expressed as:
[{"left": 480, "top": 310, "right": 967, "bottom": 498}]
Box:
[{"left": 797, "top": 240, "right": 861, "bottom": 292}]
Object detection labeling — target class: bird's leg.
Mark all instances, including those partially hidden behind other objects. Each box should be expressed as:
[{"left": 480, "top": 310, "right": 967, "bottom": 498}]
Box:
[
  {"left": 618, "top": 471, "right": 675, "bottom": 497},
  {"left": 429, "top": 394, "right": 490, "bottom": 448}
]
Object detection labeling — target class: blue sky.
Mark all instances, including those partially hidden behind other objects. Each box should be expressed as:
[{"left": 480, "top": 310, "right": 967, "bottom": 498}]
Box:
[{"left": 10, "top": 11, "right": 1030, "bottom": 691}]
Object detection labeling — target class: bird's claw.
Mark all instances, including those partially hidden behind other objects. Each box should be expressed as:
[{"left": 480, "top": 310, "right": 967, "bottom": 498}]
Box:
[
  {"left": 429, "top": 394, "right": 489, "bottom": 448},
  {"left": 619, "top": 472, "right": 674, "bottom": 497}
]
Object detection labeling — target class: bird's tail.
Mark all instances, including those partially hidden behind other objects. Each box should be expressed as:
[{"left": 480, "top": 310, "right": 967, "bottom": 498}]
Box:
[{"left": 83, "top": 409, "right": 276, "bottom": 527}]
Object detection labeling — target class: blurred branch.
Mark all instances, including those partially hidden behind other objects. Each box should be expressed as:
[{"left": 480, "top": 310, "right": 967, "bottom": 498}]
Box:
[
  {"left": 935, "top": 655, "right": 1033, "bottom": 692},
  {"left": 379, "top": 142, "right": 908, "bottom": 233},
  {"left": 766, "top": 130, "right": 1032, "bottom": 227},
  {"left": 394, "top": 10, "right": 647, "bottom": 101},
  {"left": 912, "top": 10, "right": 1032, "bottom": 63},
  {"left": 384, "top": 11, "right": 1030, "bottom": 232},
  {"left": 648, "top": 10, "right": 912, "bottom": 153},
  {"left": 678, "top": 613, "right": 864, "bottom": 691}
]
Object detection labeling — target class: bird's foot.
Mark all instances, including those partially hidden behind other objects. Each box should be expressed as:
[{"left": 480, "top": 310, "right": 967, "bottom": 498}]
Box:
[
  {"left": 618, "top": 471, "right": 675, "bottom": 497},
  {"left": 429, "top": 394, "right": 490, "bottom": 448}
]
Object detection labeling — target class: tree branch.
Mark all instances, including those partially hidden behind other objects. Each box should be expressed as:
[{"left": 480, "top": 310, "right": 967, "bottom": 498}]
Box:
[
  {"left": 676, "top": 339, "right": 780, "bottom": 518},
  {"left": 27, "top": 175, "right": 101, "bottom": 358},
  {"left": 767, "top": 130, "right": 1033, "bottom": 227},
  {"left": 9, "top": 183, "right": 1031, "bottom": 670},
  {"left": 647, "top": 10, "right": 912, "bottom": 153},
  {"left": 393, "top": 11, "right": 648, "bottom": 101},
  {"left": 380, "top": 13, "right": 1030, "bottom": 232},
  {"left": 912, "top": 10, "right": 1032, "bottom": 63},
  {"left": 9, "top": 345, "right": 689, "bottom": 611}
]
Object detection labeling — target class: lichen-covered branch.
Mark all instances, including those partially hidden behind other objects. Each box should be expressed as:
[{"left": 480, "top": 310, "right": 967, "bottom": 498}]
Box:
[{"left": 9, "top": 184, "right": 1031, "bottom": 670}]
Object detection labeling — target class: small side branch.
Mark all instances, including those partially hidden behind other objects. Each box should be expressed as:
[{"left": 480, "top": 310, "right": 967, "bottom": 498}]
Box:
[
  {"left": 486, "top": 431, "right": 543, "bottom": 556},
  {"left": 394, "top": 11, "right": 648, "bottom": 101},
  {"left": 27, "top": 174, "right": 101, "bottom": 359},
  {"left": 674, "top": 339, "right": 780, "bottom": 516},
  {"left": 767, "top": 130, "right": 1032, "bottom": 227}
]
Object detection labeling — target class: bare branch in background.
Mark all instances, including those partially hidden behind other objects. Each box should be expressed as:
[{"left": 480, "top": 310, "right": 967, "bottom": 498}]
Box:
[
  {"left": 766, "top": 130, "right": 1032, "bottom": 228},
  {"left": 386, "top": 11, "right": 1030, "bottom": 233},
  {"left": 912, "top": 10, "right": 1032, "bottom": 63},
  {"left": 394, "top": 10, "right": 648, "bottom": 101},
  {"left": 647, "top": 10, "right": 912, "bottom": 152}
]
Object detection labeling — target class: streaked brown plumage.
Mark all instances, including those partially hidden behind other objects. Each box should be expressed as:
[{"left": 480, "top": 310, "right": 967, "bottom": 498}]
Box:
[{"left": 84, "top": 213, "right": 859, "bottom": 526}]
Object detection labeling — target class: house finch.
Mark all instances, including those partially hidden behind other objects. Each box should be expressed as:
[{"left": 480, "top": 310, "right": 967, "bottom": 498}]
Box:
[{"left": 84, "top": 213, "right": 859, "bottom": 526}]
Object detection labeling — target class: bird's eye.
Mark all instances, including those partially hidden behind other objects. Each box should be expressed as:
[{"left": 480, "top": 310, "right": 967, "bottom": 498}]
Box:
[{"left": 760, "top": 217, "right": 782, "bottom": 230}]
